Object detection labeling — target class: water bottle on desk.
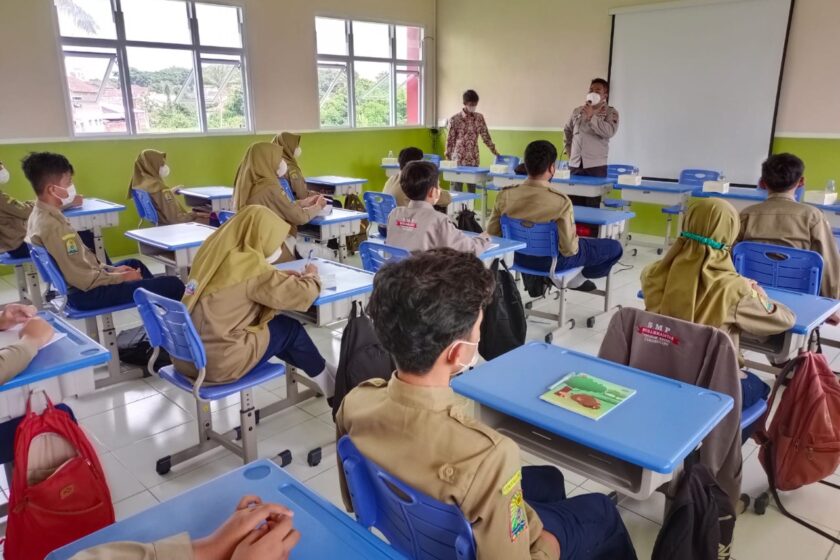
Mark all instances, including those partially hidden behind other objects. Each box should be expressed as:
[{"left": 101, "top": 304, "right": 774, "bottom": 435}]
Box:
[
  {"left": 387, "top": 150, "right": 394, "bottom": 159},
  {"left": 827, "top": 179, "right": 836, "bottom": 195}
]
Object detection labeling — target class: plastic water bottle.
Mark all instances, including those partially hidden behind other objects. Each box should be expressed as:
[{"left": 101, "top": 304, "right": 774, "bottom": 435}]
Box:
[
  {"left": 826, "top": 179, "right": 836, "bottom": 194},
  {"left": 387, "top": 150, "right": 394, "bottom": 159},
  {"left": 632, "top": 167, "right": 640, "bottom": 177},
  {"left": 560, "top": 160, "right": 569, "bottom": 171}
]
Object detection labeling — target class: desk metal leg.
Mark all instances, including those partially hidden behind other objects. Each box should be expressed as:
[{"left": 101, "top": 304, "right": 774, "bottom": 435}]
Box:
[
  {"left": 585, "top": 270, "right": 621, "bottom": 328},
  {"left": 93, "top": 313, "right": 143, "bottom": 389},
  {"left": 91, "top": 226, "right": 107, "bottom": 264}
]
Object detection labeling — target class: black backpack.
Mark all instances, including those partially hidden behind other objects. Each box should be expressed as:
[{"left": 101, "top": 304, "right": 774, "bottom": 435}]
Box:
[
  {"left": 456, "top": 208, "right": 483, "bottom": 233},
  {"left": 330, "top": 302, "right": 395, "bottom": 419},
  {"left": 652, "top": 463, "right": 736, "bottom": 560},
  {"left": 479, "top": 259, "right": 527, "bottom": 361},
  {"left": 117, "top": 326, "right": 171, "bottom": 372}
]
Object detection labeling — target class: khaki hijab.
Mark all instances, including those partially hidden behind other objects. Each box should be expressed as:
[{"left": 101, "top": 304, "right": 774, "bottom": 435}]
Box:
[
  {"left": 183, "top": 205, "right": 291, "bottom": 329},
  {"left": 129, "top": 149, "right": 167, "bottom": 197},
  {"left": 642, "top": 198, "right": 751, "bottom": 327},
  {"left": 272, "top": 132, "right": 301, "bottom": 168},
  {"left": 233, "top": 143, "right": 284, "bottom": 210}
]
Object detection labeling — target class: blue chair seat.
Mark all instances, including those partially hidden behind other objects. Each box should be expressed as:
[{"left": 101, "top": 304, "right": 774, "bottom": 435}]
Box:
[
  {"left": 602, "top": 199, "right": 629, "bottom": 209},
  {"left": 661, "top": 204, "right": 683, "bottom": 215},
  {"left": 0, "top": 253, "right": 31, "bottom": 266},
  {"left": 159, "top": 361, "right": 286, "bottom": 401},
  {"left": 64, "top": 301, "right": 137, "bottom": 320},
  {"left": 740, "top": 399, "right": 767, "bottom": 430}
]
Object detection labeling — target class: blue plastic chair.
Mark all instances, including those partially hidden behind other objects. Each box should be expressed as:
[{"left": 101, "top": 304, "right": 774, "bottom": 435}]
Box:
[
  {"left": 0, "top": 251, "right": 43, "bottom": 308},
  {"left": 606, "top": 164, "right": 636, "bottom": 181},
  {"left": 500, "top": 216, "right": 585, "bottom": 341},
  {"left": 359, "top": 241, "right": 409, "bottom": 273},
  {"left": 337, "top": 436, "right": 476, "bottom": 560},
  {"left": 422, "top": 154, "right": 442, "bottom": 165},
  {"left": 494, "top": 154, "right": 520, "bottom": 171},
  {"left": 363, "top": 192, "right": 398, "bottom": 236},
  {"left": 279, "top": 177, "right": 296, "bottom": 201},
  {"left": 218, "top": 210, "right": 235, "bottom": 225},
  {"left": 130, "top": 188, "right": 159, "bottom": 226},
  {"left": 679, "top": 169, "right": 721, "bottom": 187},
  {"left": 732, "top": 242, "right": 824, "bottom": 295},
  {"left": 27, "top": 243, "right": 135, "bottom": 386},
  {"left": 133, "top": 288, "right": 288, "bottom": 471}
]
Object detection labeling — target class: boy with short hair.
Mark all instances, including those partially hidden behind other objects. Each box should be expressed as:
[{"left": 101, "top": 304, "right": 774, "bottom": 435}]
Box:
[
  {"left": 23, "top": 152, "right": 184, "bottom": 311},
  {"left": 0, "top": 160, "right": 34, "bottom": 259},
  {"left": 487, "top": 140, "right": 623, "bottom": 292},
  {"left": 336, "top": 249, "right": 636, "bottom": 560},
  {"left": 386, "top": 161, "right": 490, "bottom": 256},
  {"left": 737, "top": 153, "right": 840, "bottom": 300},
  {"left": 383, "top": 147, "right": 451, "bottom": 207}
]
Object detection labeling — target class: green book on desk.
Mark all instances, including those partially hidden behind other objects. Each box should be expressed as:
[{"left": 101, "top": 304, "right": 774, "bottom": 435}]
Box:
[{"left": 539, "top": 372, "right": 636, "bottom": 420}]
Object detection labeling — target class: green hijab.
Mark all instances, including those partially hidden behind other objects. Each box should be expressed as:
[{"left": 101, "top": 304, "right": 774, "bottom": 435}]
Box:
[
  {"left": 129, "top": 149, "right": 167, "bottom": 197},
  {"left": 232, "top": 142, "right": 284, "bottom": 210}
]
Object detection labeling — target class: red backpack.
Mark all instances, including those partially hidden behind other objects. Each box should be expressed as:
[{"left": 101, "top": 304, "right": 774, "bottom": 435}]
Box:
[{"left": 5, "top": 396, "right": 114, "bottom": 560}]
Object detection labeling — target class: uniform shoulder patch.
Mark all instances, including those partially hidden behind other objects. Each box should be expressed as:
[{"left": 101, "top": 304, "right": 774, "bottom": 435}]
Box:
[
  {"left": 749, "top": 287, "right": 775, "bottom": 313},
  {"left": 65, "top": 237, "right": 79, "bottom": 255},
  {"left": 508, "top": 489, "right": 528, "bottom": 542},
  {"left": 502, "top": 470, "right": 521, "bottom": 496}
]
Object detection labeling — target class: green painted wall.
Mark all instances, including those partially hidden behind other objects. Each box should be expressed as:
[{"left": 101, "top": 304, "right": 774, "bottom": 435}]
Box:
[{"left": 0, "top": 128, "right": 433, "bottom": 258}]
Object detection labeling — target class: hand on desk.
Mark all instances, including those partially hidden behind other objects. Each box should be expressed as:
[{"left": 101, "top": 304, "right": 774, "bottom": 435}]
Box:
[
  {"left": 301, "top": 195, "right": 328, "bottom": 210},
  {"left": 827, "top": 312, "right": 840, "bottom": 326},
  {"left": 20, "top": 317, "right": 54, "bottom": 348},
  {"left": 0, "top": 303, "right": 38, "bottom": 330},
  {"left": 231, "top": 513, "right": 300, "bottom": 560},
  {"left": 303, "top": 263, "right": 319, "bottom": 278},
  {"left": 69, "top": 195, "right": 84, "bottom": 208}
]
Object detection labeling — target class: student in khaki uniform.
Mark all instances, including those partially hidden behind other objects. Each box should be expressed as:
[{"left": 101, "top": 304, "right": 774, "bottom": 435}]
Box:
[
  {"left": 128, "top": 150, "right": 211, "bottom": 225},
  {"left": 386, "top": 161, "right": 490, "bottom": 256},
  {"left": 383, "top": 147, "right": 452, "bottom": 208},
  {"left": 0, "top": 160, "right": 35, "bottom": 259},
  {"left": 177, "top": 206, "right": 335, "bottom": 394},
  {"left": 272, "top": 132, "right": 312, "bottom": 201},
  {"left": 23, "top": 152, "right": 185, "bottom": 311},
  {"left": 0, "top": 303, "right": 54, "bottom": 384},
  {"left": 70, "top": 495, "right": 300, "bottom": 560},
  {"left": 337, "top": 249, "right": 637, "bottom": 560},
  {"left": 487, "top": 140, "right": 623, "bottom": 293},
  {"left": 642, "top": 198, "right": 796, "bottom": 409},
  {"left": 737, "top": 153, "right": 840, "bottom": 304}
]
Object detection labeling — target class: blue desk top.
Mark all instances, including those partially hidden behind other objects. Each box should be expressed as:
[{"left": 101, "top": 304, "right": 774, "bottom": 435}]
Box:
[
  {"left": 809, "top": 201, "right": 840, "bottom": 213},
  {"left": 550, "top": 175, "right": 616, "bottom": 187},
  {"left": 692, "top": 187, "right": 765, "bottom": 202},
  {"left": 450, "top": 191, "right": 481, "bottom": 203},
  {"left": 309, "top": 208, "right": 368, "bottom": 226},
  {"left": 63, "top": 198, "right": 126, "bottom": 217},
  {"left": 464, "top": 233, "right": 526, "bottom": 260},
  {"left": 276, "top": 258, "right": 374, "bottom": 305},
  {"left": 1, "top": 312, "right": 109, "bottom": 392},
  {"left": 125, "top": 223, "right": 217, "bottom": 251},
  {"left": 615, "top": 180, "right": 696, "bottom": 194},
  {"left": 765, "top": 287, "right": 840, "bottom": 335},
  {"left": 451, "top": 343, "right": 734, "bottom": 474},
  {"left": 306, "top": 176, "right": 369, "bottom": 187},
  {"left": 440, "top": 166, "right": 490, "bottom": 175},
  {"left": 572, "top": 206, "right": 635, "bottom": 225},
  {"left": 176, "top": 186, "right": 233, "bottom": 200},
  {"left": 47, "top": 459, "right": 404, "bottom": 560},
  {"left": 381, "top": 163, "right": 400, "bottom": 169}
]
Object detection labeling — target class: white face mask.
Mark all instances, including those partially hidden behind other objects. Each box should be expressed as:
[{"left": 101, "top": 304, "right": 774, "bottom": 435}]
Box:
[
  {"left": 159, "top": 164, "right": 170, "bottom": 178},
  {"left": 55, "top": 183, "right": 77, "bottom": 206},
  {"left": 0, "top": 167, "right": 9, "bottom": 185},
  {"left": 464, "top": 105, "right": 477, "bottom": 113},
  {"left": 276, "top": 159, "right": 288, "bottom": 178},
  {"left": 586, "top": 92, "right": 602, "bottom": 106},
  {"left": 449, "top": 339, "right": 480, "bottom": 377},
  {"left": 265, "top": 246, "right": 284, "bottom": 264},
  {"left": 293, "top": 147, "right": 302, "bottom": 159}
]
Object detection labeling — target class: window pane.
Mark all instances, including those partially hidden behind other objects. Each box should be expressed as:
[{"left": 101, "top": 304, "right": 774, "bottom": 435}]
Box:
[
  {"left": 318, "top": 62, "right": 350, "bottom": 128},
  {"left": 316, "top": 17, "right": 347, "bottom": 56},
  {"left": 396, "top": 72, "right": 421, "bottom": 126},
  {"left": 63, "top": 53, "right": 127, "bottom": 134},
  {"left": 196, "top": 3, "right": 242, "bottom": 48},
  {"left": 127, "top": 47, "right": 199, "bottom": 133},
  {"left": 56, "top": 0, "right": 117, "bottom": 40},
  {"left": 396, "top": 26, "right": 423, "bottom": 60},
  {"left": 203, "top": 60, "right": 246, "bottom": 130},
  {"left": 352, "top": 21, "right": 390, "bottom": 58},
  {"left": 122, "top": 0, "right": 191, "bottom": 44},
  {"left": 354, "top": 61, "right": 391, "bottom": 128}
]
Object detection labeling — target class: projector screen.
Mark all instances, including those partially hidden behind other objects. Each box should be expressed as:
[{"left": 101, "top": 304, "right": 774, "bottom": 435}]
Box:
[{"left": 608, "top": 0, "right": 793, "bottom": 185}]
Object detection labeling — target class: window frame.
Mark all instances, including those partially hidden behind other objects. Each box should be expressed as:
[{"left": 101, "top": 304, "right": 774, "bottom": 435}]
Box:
[
  {"left": 315, "top": 17, "right": 424, "bottom": 129},
  {"left": 53, "top": 0, "right": 253, "bottom": 138}
]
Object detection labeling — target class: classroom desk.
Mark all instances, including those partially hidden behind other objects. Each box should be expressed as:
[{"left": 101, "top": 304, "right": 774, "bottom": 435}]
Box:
[
  {"left": 298, "top": 209, "right": 368, "bottom": 263},
  {"left": 64, "top": 198, "right": 125, "bottom": 263},
  {"left": 441, "top": 167, "right": 491, "bottom": 220},
  {"left": 451, "top": 342, "right": 733, "bottom": 500},
  {"left": 306, "top": 176, "right": 368, "bottom": 197},
  {"left": 692, "top": 187, "right": 767, "bottom": 213},
  {"left": 382, "top": 163, "right": 400, "bottom": 178},
  {"left": 573, "top": 206, "right": 635, "bottom": 240},
  {"left": 275, "top": 258, "right": 374, "bottom": 326},
  {"left": 47, "top": 459, "right": 405, "bottom": 560},
  {"left": 124, "top": 222, "right": 216, "bottom": 281},
  {"left": 175, "top": 186, "right": 234, "bottom": 213},
  {"left": 447, "top": 190, "right": 481, "bottom": 220},
  {"left": 487, "top": 173, "right": 614, "bottom": 201},
  {"left": 810, "top": 202, "right": 840, "bottom": 230},
  {"left": 463, "top": 232, "right": 526, "bottom": 267}
]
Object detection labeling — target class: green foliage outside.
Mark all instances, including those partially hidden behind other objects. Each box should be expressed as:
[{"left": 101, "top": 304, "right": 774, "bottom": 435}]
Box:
[{"left": 318, "top": 68, "right": 410, "bottom": 128}]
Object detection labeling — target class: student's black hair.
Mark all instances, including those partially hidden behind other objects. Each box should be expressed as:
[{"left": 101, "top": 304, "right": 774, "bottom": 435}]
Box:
[
  {"left": 21, "top": 152, "right": 74, "bottom": 196},
  {"left": 761, "top": 153, "right": 805, "bottom": 193},
  {"left": 524, "top": 140, "right": 558, "bottom": 177},
  {"left": 463, "top": 89, "right": 479, "bottom": 104},
  {"left": 400, "top": 161, "right": 439, "bottom": 201},
  {"left": 398, "top": 147, "right": 424, "bottom": 169},
  {"left": 591, "top": 78, "right": 609, "bottom": 91},
  {"left": 368, "top": 248, "right": 494, "bottom": 374}
]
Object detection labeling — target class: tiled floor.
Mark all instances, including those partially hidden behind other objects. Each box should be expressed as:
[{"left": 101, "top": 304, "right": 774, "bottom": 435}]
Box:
[{"left": 2, "top": 239, "right": 840, "bottom": 559}]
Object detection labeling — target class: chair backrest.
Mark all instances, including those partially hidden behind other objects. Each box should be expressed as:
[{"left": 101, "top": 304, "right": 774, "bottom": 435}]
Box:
[
  {"left": 679, "top": 169, "right": 721, "bottom": 186},
  {"left": 500, "top": 216, "right": 559, "bottom": 258},
  {"left": 218, "top": 210, "right": 235, "bottom": 225},
  {"left": 363, "top": 192, "right": 397, "bottom": 227},
  {"left": 27, "top": 244, "right": 69, "bottom": 296},
  {"left": 422, "top": 154, "right": 441, "bottom": 165},
  {"left": 133, "top": 288, "right": 206, "bottom": 369},
  {"left": 337, "top": 436, "right": 476, "bottom": 560},
  {"left": 359, "top": 241, "right": 409, "bottom": 273},
  {"left": 732, "top": 242, "right": 824, "bottom": 295},
  {"left": 494, "top": 154, "right": 520, "bottom": 171},
  {"left": 130, "top": 188, "right": 159, "bottom": 226},
  {"left": 606, "top": 164, "right": 636, "bottom": 180},
  {"left": 279, "top": 177, "right": 296, "bottom": 201}
]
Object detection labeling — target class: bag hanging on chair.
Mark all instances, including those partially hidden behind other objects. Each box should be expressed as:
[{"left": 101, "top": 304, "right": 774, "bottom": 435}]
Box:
[{"left": 479, "top": 259, "right": 527, "bottom": 361}]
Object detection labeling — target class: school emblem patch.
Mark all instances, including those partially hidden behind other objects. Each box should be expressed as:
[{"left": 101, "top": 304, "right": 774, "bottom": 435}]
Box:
[
  {"left": 185, "top": 279, "right": 198, "bottom": 295},
  {"left": 508, "top": 490, "right": 527, "bottom": 542},
  {"left": 65, "top": 238, "right": 78, "bottom": 255}
]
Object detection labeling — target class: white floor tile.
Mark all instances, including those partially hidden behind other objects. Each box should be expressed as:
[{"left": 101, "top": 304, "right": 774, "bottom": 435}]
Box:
[
  {"left": 113, "top": 490, "right": 159, "bottom": 521},
  {"left": 618, "top": 506, "right": 661, "bottom": 559},
  {"left": 732, "top": 507, "right": 837, "bottom": 560},
  {"left": 149, "top": 452, "right": 243, "bottom": 503},
  {"left": 100, "top": 452, "right": 146, "bottom": 502},
  {"left": 81, "top": 393, "right": 192, "bottom": 451},
  {"left": 618, "top": 490, "right": 667, "bottom": 525},
  {"left": 63, "top": 379, "right": 159, "bottom": 419}
]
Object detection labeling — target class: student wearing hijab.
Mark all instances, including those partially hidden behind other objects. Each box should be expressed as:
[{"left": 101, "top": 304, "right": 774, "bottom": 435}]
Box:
[
  {"left": 641, "top": 198, "right": 795, "bottom": 408},
  {"left": 0, "top": 160, "right": 35, "bottom": 259},
  {"left": 176, "top": 205, "right": 335, "bottom": 395},
  {"left": 271, "top": 132, "right": 311, "bottom": 201},
  {"left": 128, "top": 150, "right": 210, "bottom": 225}
]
